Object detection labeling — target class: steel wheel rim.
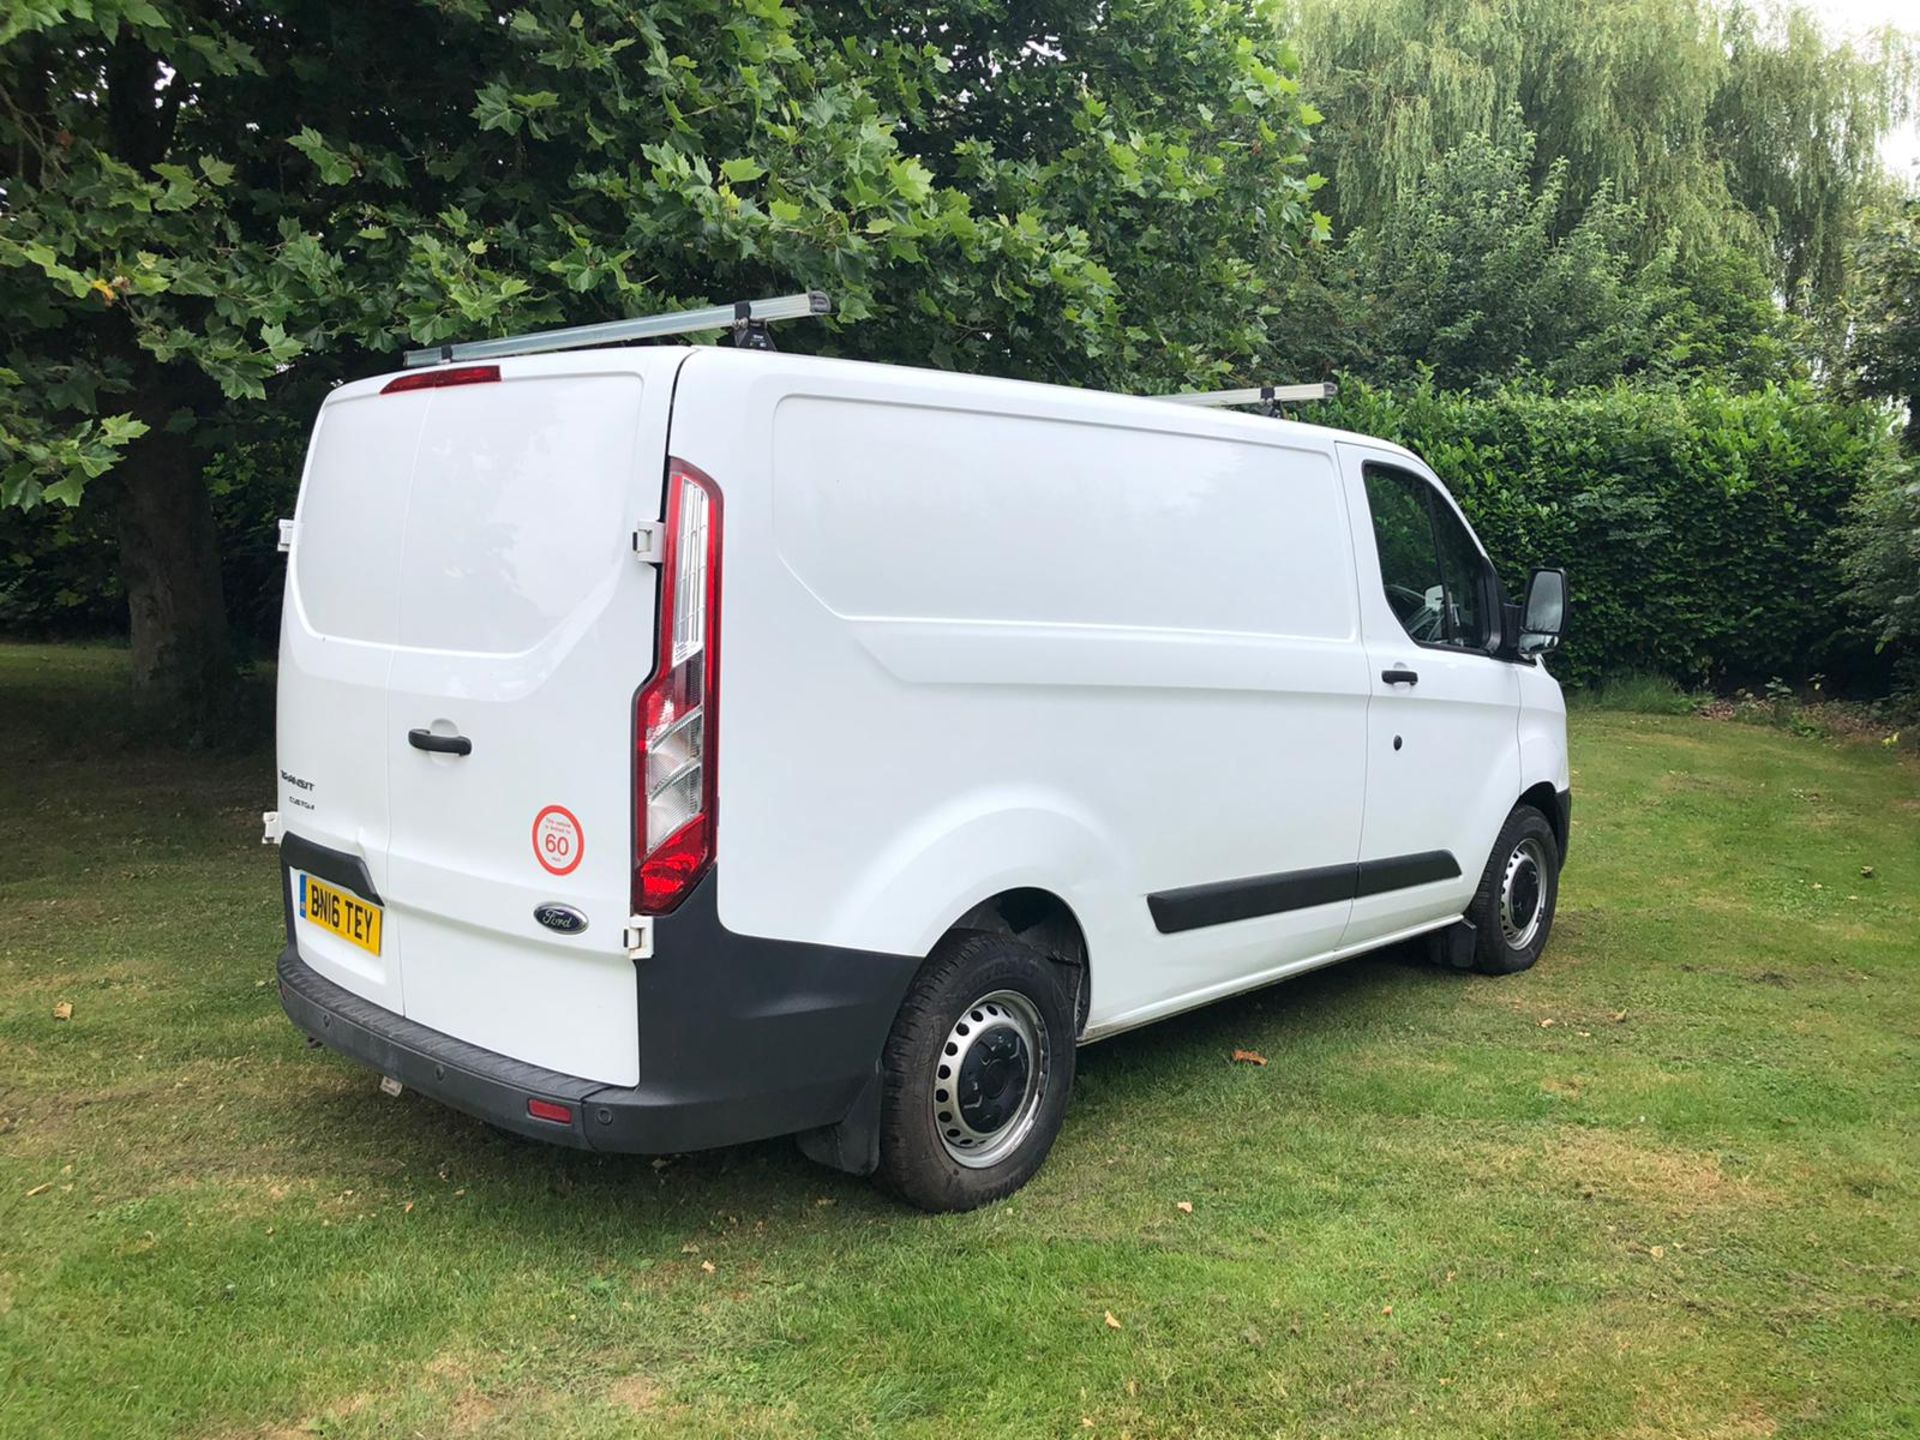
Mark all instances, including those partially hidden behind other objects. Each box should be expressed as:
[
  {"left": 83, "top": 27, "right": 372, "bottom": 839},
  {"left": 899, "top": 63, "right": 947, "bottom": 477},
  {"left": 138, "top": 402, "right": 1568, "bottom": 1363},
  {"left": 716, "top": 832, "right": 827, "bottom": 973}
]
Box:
[
  {"left": 931, "top": 989, "right": 1049, "bottom": 1169},
  {"left": 1499, "top": 836, "right": 1548, "bottom": 950}
]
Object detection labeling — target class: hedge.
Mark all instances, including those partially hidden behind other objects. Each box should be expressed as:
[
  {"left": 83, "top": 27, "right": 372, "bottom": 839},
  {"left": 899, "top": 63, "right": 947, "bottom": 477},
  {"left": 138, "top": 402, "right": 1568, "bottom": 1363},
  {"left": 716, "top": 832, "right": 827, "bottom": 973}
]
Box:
[{"left": 1316, "top": 378, "right": 1903, "bottom": 689}]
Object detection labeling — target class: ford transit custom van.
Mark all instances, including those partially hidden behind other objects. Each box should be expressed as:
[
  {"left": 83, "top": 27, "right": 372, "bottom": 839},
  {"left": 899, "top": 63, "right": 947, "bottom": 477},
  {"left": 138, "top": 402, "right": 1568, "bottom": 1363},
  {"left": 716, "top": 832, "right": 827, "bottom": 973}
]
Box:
[{"left": 272, "top": 323, "right": 1570, "bottom": 1211}]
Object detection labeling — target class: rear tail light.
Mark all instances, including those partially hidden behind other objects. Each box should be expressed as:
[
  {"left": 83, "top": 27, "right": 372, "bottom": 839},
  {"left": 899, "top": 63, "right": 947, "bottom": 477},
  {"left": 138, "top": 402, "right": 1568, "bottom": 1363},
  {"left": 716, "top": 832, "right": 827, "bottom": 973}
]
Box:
[
  {"left": 380, "top": 364, "right": 501, "bottom": 394},
  {"left": 527, "top": 1098, "right": 573, "bottom": 1125},
  {"left": 634, "top": 459, "right": 721, "bottom": 914}
]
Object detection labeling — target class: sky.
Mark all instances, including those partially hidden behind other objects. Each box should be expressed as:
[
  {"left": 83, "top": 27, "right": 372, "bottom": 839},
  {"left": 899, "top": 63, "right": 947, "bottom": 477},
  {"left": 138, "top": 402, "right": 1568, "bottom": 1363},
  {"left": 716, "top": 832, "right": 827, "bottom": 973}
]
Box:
[{"left": 1806, "top": 0, "right": 1920, "bottom": 179}]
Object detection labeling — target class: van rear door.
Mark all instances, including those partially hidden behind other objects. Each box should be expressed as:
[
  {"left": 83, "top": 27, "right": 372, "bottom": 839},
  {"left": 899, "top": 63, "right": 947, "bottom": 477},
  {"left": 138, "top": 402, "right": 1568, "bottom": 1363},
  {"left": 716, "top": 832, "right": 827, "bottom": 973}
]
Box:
[{"left": 280, "top": 351, "right": 683, "bottom": 1087}]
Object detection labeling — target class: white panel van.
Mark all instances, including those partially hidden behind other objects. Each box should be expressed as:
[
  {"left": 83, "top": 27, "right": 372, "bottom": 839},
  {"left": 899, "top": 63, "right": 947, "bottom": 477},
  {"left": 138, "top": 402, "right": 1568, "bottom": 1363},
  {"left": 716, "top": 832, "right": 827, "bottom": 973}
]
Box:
[{"left": 273, "top": 341, "right": 1571, "bottom": 1211}]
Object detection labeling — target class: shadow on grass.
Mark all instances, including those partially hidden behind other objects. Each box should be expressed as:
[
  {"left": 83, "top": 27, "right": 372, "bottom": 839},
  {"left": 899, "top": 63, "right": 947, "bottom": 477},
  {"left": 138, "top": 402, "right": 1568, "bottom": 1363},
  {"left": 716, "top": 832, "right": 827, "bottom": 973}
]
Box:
[{"left": 253, "top": 938, "right": 1457, "bottom": 1231}]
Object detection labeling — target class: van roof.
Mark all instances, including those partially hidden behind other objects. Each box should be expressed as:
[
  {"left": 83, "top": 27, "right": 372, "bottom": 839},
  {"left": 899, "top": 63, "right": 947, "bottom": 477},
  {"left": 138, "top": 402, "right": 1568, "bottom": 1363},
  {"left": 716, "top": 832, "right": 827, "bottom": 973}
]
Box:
[{"left": 337, "top": 344, "right": 1426, "bottom": 471}]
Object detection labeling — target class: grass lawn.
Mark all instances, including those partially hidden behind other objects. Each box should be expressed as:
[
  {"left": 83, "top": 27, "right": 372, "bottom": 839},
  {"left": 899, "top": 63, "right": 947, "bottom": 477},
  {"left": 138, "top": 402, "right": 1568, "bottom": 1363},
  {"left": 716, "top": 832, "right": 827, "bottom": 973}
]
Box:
[{"left": 2, "top": 643, "right": 1917, "bottom": 1439}]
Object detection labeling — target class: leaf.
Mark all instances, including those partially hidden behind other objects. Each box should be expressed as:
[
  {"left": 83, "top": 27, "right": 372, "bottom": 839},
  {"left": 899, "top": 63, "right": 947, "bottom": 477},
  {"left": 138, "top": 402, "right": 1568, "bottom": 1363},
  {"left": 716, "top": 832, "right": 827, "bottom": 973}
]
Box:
[
  {"left": 98, "top": 415, "right": 150, "bottom": 444},
  {"left": 52, "top": 1001, "right": 73, "bottom": 1020},
  {"left": 471, "top": 84, "right": 522, "bottom": 135},
  {"left": 719, "top": 157, "right": 766, "bottom": 184},
  {"left": 700, "top": 1259, "right": 716, "bottom": 1274},
  {"left": 1175, "top": 1200, "right": 1193, "bottom": 1214},
  {"left": 288, "top": 127, "right": 354, "bottom": 185},
  {"left": 1103, "top": 1311, "right": 1122, "bottom": 1330},
  {"left": 1230, "top": 1049, "right": 1267, "bottom": 1066}
]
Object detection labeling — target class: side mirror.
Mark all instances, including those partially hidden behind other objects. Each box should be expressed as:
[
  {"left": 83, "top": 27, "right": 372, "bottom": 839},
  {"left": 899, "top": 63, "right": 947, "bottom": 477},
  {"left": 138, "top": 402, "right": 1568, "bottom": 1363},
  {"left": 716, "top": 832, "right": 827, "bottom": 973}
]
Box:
[{"left": 1519, "top": 568, "right": 1568, "bottom": 655}]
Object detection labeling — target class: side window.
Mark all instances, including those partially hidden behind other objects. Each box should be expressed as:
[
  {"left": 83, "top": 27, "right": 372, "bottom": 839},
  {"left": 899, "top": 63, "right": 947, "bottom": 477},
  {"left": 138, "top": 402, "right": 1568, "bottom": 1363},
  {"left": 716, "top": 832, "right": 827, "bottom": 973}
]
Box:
[
  {"left": 1363, "top": 466, "right": 1494, "bottom": 651},
  {"left": 1428, "top": 497, "right": 1493, "bottom": 651},
  {"left": 1363, "top": 468, "right": 1448, "bottom": 644}
]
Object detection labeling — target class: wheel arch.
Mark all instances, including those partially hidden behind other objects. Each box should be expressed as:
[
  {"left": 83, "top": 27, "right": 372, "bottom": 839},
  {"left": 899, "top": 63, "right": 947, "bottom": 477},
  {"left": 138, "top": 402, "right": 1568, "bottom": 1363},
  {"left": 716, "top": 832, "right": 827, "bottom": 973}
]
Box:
[
  {"left": 947, "top": 887, "right": 1091, "bottom": 1037},
  {"left": 795, "top": 883, "right": 1093, "bottom": 1181},
  {"left": 1517, "top": 780, "right": 1567, "bottom": 861}
]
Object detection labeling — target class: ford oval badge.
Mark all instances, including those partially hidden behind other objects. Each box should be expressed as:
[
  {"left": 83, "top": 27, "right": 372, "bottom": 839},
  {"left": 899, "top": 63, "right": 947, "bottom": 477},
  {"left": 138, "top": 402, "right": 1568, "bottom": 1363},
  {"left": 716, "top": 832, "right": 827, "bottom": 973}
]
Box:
[{"left": 534, "top": 903, "right": 589, "bottom": 936}]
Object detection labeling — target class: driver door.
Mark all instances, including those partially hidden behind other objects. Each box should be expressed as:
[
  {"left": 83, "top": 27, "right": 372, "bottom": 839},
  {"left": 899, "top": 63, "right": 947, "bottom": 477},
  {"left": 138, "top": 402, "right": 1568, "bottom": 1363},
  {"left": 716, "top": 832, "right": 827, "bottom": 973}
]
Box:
[{"left": 1337, "top": 445, "right": 1521, "bottom": 948}]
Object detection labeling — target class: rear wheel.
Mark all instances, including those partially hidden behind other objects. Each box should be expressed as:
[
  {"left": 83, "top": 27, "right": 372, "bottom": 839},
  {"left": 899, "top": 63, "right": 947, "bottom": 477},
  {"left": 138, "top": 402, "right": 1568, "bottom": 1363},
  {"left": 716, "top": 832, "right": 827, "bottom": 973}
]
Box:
[
  {"left": 874, "top": 931, "right": 1075, "bottom": 1212},
  {"left": 1463, "top": 805, "right": 1561, "bottom": 974}
]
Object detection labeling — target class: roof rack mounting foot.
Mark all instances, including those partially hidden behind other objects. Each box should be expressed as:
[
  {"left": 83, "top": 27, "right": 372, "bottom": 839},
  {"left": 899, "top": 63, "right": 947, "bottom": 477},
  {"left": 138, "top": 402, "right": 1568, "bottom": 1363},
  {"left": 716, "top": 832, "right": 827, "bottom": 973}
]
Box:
[{"left": 732, "top": 302, "right": 778, "bottom": 352}]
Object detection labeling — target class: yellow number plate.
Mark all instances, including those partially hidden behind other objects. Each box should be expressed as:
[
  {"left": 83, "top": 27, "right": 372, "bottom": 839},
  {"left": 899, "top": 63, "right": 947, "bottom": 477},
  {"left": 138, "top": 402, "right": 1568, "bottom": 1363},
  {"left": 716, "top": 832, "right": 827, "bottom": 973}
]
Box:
[{"left": 300, "top": 874, "right": 383, "bottom": 956}]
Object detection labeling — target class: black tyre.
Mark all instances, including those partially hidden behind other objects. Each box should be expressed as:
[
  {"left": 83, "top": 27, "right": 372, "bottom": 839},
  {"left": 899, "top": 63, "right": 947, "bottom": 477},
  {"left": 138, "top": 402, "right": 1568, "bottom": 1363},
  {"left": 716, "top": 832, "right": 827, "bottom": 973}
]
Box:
[
  {"left": 1463, "top": 805, "right": 1561, "bottom": 975},
  {"left": 874, "top": 930, "right": 1076, "bottom": 1212}
]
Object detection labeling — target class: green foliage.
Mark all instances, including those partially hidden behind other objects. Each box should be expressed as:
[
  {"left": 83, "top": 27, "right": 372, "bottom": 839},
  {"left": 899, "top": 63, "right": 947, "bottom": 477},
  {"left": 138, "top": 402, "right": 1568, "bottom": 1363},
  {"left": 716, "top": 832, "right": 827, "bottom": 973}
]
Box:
[
  {"left": 1844, "top": 199, "right": 1920, "bottom": 452},
  {"left": 1833, "top": 459, "right": 1920, "bottom": 654},
  {"left": 1318, "top": 377, "right": 1903, "bottom": 688},
  {"left": 0, "top": 504, "right": 123, "bottom": 635},
  {"left": 1277, "top": 126, "right": 1803, "bottom": 390},
  {"left": 809, "top": 0, "right": 1333, "bottom": 381},
  {"left": 1831, "top": 200, "right": 1920, "bottom": 687},
  {"left": 1563, "top": 671, "right": 1702, "bottom": 715},
  {"left": 0, "top": 0, "right": 1324, "bottom": 508},
  {"left": 1289, "top": 0, "right": 1916, "bottom": 320}
]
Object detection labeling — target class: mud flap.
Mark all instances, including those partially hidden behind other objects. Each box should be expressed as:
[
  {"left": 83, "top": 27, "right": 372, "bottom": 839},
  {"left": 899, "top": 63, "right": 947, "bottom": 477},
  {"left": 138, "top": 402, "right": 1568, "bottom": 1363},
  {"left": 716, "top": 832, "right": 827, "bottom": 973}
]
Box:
[
  {"left": 794, "top": 1068, "right": 883, "bottom": 1176},
  {"left": 1428, "top": 918, "right": 1478, "bottom": 970}
]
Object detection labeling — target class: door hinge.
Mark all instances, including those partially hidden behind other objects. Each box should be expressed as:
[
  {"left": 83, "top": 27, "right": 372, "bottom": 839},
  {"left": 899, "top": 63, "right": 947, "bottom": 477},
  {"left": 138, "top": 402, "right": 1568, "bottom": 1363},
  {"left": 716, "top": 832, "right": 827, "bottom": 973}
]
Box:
[
  {"left": 623, "top": 914, "right": 655, "bottom": 960},
  {"left": 632, "top": 521, "right": 665, "bottom": 564},
  {"left": 277, "top": 518, "right": 296, "bottom": 554},
  {"left": 262, "top": 810, "right": 283, "bottom": 846}
]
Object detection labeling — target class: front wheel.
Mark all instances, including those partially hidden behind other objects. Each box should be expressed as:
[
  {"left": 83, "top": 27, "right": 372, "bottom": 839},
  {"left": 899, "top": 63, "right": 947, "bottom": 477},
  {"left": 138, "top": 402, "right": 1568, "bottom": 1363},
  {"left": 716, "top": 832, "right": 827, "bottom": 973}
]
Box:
[
  {"left": 874, "top": 931, "right": 1076, "bottom": 1212},
  {"left": 1463, "top": 805, "right": 1561, "bottom": 974}
]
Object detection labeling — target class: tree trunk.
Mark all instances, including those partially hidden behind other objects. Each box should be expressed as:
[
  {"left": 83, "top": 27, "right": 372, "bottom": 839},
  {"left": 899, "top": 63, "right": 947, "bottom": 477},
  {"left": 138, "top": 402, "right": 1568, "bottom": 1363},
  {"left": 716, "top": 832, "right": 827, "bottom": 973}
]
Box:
[
  {"left": 113, "top": 421, "right": 236, "bottom": 738},
  {"left": 1906, "top": 392, "right": 1919, "bottom": 458}
]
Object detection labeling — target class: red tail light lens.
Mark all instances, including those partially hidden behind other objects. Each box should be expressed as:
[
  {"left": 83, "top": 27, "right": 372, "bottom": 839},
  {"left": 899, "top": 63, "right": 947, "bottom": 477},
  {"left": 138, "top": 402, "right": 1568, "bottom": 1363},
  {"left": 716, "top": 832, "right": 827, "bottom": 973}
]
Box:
[
  {"left": 380, "top": 365, "right": 501, "bottom": 394},
  {"left": 634, "top": 459, "right": 721, "bottom": 915},
  {"left": 527, "top": 1098, "right": 573, "bottom": 1124}
]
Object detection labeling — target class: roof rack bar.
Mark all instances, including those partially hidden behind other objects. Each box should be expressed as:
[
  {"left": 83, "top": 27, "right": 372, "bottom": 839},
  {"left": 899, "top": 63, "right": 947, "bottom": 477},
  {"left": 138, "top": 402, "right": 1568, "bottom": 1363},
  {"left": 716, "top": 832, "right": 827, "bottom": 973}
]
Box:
[
  {"left": 1156, "top": 382, "right": 1337, "bottom": 408},
  {"left": 401, "top": 290, "right": 831, "bottom": 368}
]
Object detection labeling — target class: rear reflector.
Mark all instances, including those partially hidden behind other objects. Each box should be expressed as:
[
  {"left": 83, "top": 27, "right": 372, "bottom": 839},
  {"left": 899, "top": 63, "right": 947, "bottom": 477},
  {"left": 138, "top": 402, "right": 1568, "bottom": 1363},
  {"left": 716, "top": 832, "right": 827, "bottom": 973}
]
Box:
[
  {"left": 381, "top": 364, "right": 501, "bottom": 394},
  {"left": 527, "top": 1098, "right": 573, "bottom": 1124}
]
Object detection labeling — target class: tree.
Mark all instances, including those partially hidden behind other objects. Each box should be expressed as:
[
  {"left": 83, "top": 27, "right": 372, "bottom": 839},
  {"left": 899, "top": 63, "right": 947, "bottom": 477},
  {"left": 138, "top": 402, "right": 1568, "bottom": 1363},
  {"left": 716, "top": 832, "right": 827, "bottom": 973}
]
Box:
[
  {"left": 1835, "top": 200, "right": 1920, "bottom": 680},
  {"left": 1846, "top": 199, "right": 1920, "bottom": 455},
  {"left": 1288, "top": 0, "right": 1915, "bottom": 319},
  {"left": 1266, "top": 125, "right": 1802, "bottom": 390},
  {"left": 806, "top": 0, "right": 1333, "bottom": 380},
  {"left": 1, "top": 1, "right": 1324, "bottom": 731}
]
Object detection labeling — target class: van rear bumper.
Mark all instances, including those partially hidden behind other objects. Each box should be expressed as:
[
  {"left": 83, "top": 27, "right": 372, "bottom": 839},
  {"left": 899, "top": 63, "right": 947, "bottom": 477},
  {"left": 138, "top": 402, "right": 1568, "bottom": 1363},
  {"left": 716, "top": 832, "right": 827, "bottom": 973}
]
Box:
[{"left": 276, "top": 866, "right": 919, "bottom": 1156}]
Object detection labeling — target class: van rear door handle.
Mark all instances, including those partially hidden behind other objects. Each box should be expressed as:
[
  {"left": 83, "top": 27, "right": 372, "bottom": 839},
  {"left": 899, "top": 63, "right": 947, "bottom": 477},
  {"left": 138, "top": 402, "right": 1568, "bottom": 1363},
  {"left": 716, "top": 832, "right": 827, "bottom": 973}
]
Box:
[
  {"left": 408, "top": 728, "right": 472, "bottom": 756},
  {"left": 1381, "top": 668, "right": 1420, "bottom": 686}
]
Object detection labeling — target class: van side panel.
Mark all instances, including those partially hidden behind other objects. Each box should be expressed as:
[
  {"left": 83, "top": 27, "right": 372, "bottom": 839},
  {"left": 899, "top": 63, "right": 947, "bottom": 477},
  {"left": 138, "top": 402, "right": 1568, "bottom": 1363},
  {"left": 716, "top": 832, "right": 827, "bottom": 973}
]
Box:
[
  {"left": 774, "top": 397, "right": 1355, "bottom": 639},
  {"left": 668, "top": 350, "right": 1371, "bottom": 1031}
]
